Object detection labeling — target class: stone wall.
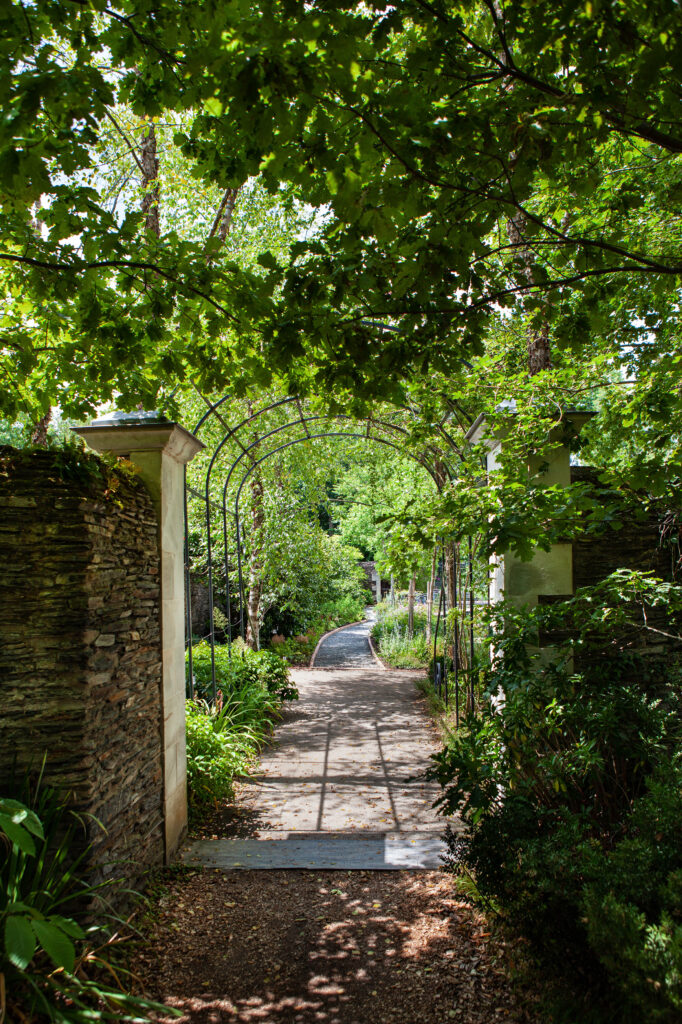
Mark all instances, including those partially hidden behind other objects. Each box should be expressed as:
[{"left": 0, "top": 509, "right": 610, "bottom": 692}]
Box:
[
  {"left": 0, "top": 447, "right": 164, "bottom": 891},
  {"left": 567, "top": 467, "right": 682, "bottom": 658},
  {"left": 571, "top": 467, "right": 676, "bottom": 587}
]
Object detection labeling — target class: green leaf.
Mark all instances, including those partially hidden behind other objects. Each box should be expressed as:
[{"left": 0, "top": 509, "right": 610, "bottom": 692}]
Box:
[
  {"left": 203, "top": 96, "right": 223, "bottom": 117},
  {"left": 31, "top": 920, "right": 76, "bottom": 973},
  {"left": 0, "top": 800, "right": 44, "bottom": 839},
  {"left": 50, "top": 915, "right": 85, "bottom": 941},
  {"left": 5, "top": 915, "right": 37, "bottom": 969},
  {"left": 0, "top": 814, "right": 36, "bottom": 855}
]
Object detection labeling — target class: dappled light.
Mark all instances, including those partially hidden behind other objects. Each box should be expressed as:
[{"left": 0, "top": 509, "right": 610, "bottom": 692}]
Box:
[{"left": 139, "top": 871, "right": 535, "bottom": 1024}]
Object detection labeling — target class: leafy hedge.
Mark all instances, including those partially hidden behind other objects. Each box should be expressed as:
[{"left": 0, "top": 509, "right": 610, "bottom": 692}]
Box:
[
  {"left": 185, "top": 641, "right": 298, "bottom": 815},
  {"left": 188, "top": 640, "right": 297, "bottom": 702},
  {"left": 429, "top": 571, "right": 682, "bottom": 1023}
]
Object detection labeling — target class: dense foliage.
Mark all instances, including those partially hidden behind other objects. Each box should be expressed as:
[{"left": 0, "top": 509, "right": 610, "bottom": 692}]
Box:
[
  {"left": 0, "top": 787, "right": 170, "bottom": 1022},
  {"left": 371, "top": 601, "right": 436, "bottom": 669},
  {"left": 4, "top": 1, "right": 682, "bottom": 1016},
  {"left": 3, "top": 0, "right": 681, "bottom": 416},
  {"left": 185, "top": 642, "right": 298, "bottom": 812},
  {"left": 188, "top": 640, "right": 296, "bottom": 702},
  {"left": 428, "top": 572, "right": 682, "bottom": 1021}
]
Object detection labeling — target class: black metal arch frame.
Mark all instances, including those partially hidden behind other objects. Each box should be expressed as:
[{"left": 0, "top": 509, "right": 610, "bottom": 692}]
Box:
[{"left": 184, "top": 393, "right": 474, "bottom": 720}]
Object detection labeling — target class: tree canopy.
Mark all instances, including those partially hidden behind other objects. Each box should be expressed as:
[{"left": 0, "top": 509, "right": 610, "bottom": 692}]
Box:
[{"left": 3, "top": 0, "right": 681, "bottom": 419}]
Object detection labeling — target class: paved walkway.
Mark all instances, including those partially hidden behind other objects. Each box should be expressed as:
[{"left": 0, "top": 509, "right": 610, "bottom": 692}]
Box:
[
  {"left": 184, "top": 620, "right": 452, "bottom": 869},
  {"left": 311, "top": 618, "right": 376, "bottom": 668}
]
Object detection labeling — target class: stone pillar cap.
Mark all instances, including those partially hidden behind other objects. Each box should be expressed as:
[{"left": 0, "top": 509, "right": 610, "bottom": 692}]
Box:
[
  {"left": 465, "top": 407, "right": 595, "bottom": 446},
  {"left": 73, "top": 416, "right": 204, "bottom": 466}
]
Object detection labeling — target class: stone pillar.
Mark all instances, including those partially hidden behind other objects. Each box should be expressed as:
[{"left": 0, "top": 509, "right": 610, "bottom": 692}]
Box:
[
  {"left": 466, "top": 410, "right": 593, "bottom": 609},
  {"left": 74, "top": 413, "right": 204, "bottom": 861}
]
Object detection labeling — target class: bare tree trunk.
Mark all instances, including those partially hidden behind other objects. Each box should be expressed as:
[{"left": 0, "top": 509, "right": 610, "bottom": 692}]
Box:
[
  {"left": 506, "top": 211, "right": 551, "bottom": 374},
  {"left": 30, "top": 407, "right": 52, "bottom": 446},
  {"left": 425, "top": 547, "right": 436, "bottom": 643},
  {"left": 407, "top": 575, "right": 416, "bottom": 639},
  {"left": 216, "top": 187, "right": 239, "bottom": 243},
  {"left": 140, "top": 121, "right": 160, "bottom": 237},
  {"left": 245, "top": 466, "right": 265, "bottom": 650}
]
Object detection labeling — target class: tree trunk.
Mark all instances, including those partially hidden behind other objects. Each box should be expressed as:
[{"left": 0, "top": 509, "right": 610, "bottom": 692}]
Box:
[
  {"left": 140, "top": 121, "right": 160, "bottom": 237},
  {"left": 425, "top": 548, "right": 436, "bottom": 643},
  {"left": 245, "top": 466, "right": 265, "bottom": 650},
  {"left": 30, "top": 408, "right": 52, "bottom": 446},
  {"left": 506, "top": 211, "right": 551, "bottom": 375},
  {"left": 217, "top": 187, "right": 239, "bottom": 243},
  {"left": 407, "top": 575, "right": 416, "bottom": 639}
]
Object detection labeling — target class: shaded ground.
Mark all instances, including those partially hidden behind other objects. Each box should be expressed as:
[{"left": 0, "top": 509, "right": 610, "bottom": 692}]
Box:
[
  {"left": 138, "top": 869, "right": 540, "bottom": 1024},
  {"left": 138, "top": 625, "right": 539, "bottom": 1022}
]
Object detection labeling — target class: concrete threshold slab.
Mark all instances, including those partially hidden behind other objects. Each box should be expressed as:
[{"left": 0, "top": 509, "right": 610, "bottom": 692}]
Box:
[{"left": 182, "top": 833, "right": 447, "bottom": 871}]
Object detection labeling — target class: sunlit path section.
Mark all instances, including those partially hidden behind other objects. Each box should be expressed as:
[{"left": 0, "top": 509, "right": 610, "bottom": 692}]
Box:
[
  {"left": 311, "top": 617, "right": 377, "bottom": 669},
  {"left": 183, "top": 621, "right": 453, "bottom": 869}
]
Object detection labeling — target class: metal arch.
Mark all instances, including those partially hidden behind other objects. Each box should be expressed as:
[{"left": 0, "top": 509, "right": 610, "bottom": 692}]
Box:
[
  {"left": 187, "top": 394, "right": 301, "bottom": 687},
  {"left": 191, "top": 428, "right": 440, "bottom": 698},
  {"left": 232, "top": 431, "right": 440, "bottom": 653},
  {"left": 191, "top": 392, "right": 298, "bottom": 437},
  {"left": 197, "top": 409, "right": 437, "bottom": 687},
  {"left": 215, "top": 414, "right": 439, "bottom": 655},
  {"left": 185, "top": 393, "right": 461, "bottom": 699}
]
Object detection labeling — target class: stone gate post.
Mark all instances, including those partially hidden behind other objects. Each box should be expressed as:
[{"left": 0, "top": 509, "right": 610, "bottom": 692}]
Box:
[
  {"left": 465, "top": 409, "right": 593, "bottom": 609},
  {"left": 74, "top": 413, "right": 203, "bottom": 861}
]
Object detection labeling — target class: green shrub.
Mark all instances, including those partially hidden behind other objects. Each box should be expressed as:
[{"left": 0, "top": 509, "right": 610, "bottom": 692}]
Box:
[
  {"left": 371, "top": 603, "right": 437, "bottom": 667},
  {"left": 581, "top": 761, "right": 682, "bottom": 1022},
  {"left": 187, "top": 705, "right": 260, "bottom": 809},
  {"left": 185, "top": 643, "right": 295, "bottom": 813},
  {"left": 428, "top": 572, "right": 682, "bottom": 1022},
  {"left": 187, "top": 640, "right": 297, "bottom": 702},
  {"left": 318, "top": 594, "right": 366, "bottom": 625},
  {"left": 0, "top": 786, "right": 172, "bottom": 1022}
]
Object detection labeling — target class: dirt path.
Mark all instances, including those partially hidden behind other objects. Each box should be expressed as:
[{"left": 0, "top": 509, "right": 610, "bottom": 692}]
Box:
[
  {"left": 138, "top": 869, "right": 539, "bottom": 1024},
  {"left": 139, "top": 634, "right": 538, "bottom": 1022}
]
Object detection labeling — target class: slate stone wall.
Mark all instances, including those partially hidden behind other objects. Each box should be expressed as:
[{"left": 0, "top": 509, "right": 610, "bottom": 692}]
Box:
[
  {"left": 0, "top": 447, "right": 164, "bottom": 891},
  {"left": 569, "top": 466, "right": 682, "bottom": 657},
  {"left": 571, "top": 467, "right": 676, "bottom": 587}
]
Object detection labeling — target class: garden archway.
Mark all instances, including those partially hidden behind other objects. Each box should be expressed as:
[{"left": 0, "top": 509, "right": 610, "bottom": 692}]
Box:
[{"left": 184, "top": 394, "right": 453, "bottom": 696}]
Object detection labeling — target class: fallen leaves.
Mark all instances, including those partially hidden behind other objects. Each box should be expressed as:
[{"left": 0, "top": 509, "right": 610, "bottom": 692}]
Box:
[{"left": 136, "top": 870, "right": 540, "bottom": 1024}]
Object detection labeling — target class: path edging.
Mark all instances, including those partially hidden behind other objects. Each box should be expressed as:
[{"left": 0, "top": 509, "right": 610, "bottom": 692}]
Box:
[{"left": 367, "top": 633, "right": 390, "bottom": 671}]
